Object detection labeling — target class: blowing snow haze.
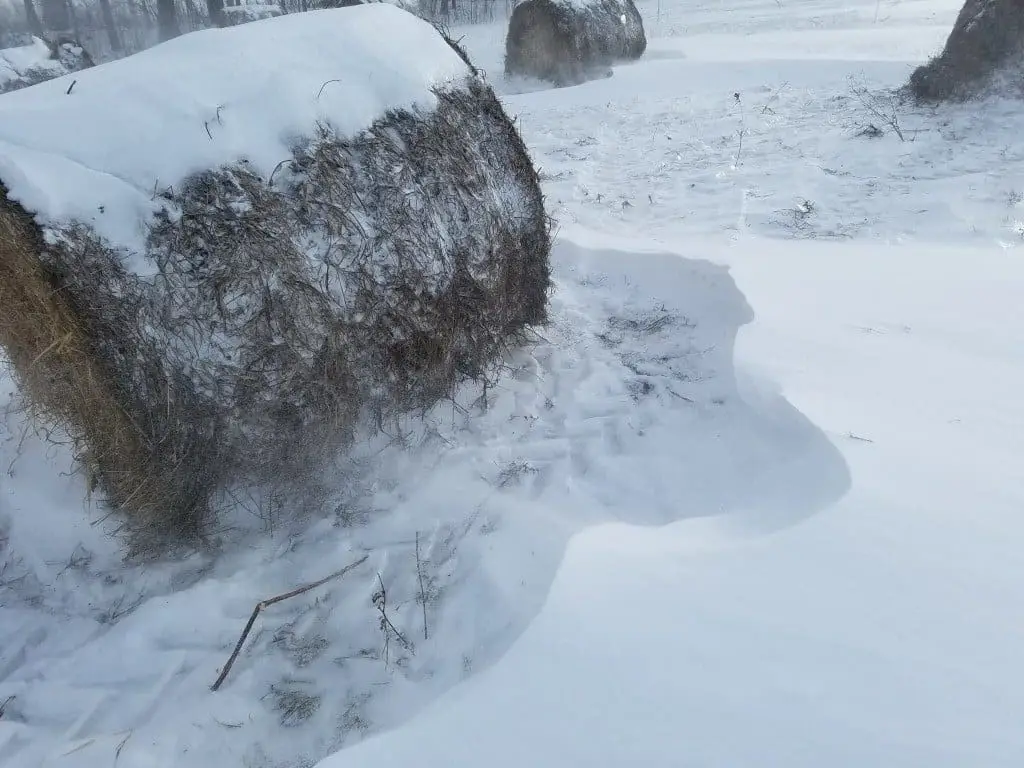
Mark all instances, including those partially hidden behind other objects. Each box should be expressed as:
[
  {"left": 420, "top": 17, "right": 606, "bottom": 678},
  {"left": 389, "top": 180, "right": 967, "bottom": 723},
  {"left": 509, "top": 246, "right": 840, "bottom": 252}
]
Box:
[{"left": 0, "top": 2, "right": 1022, "bottom": 768}]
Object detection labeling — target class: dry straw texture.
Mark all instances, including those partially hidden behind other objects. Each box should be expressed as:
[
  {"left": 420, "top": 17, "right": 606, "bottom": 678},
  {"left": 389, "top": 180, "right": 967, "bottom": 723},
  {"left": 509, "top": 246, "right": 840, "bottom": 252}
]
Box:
[
  {"left": 505, "top": 0, "right": 647, "bottom": 86},
  {"left": 0, "top": 70, "right": 551, "bottom": 554},
  {"left": 909, "top": 0, "right": 1024, "bottom": 102}
]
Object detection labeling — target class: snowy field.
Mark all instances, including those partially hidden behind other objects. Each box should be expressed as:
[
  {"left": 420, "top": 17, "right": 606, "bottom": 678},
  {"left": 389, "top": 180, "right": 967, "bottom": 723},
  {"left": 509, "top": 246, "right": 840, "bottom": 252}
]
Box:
[{"left": 2, "top": 1, "right": 1024, "bottom": 766}]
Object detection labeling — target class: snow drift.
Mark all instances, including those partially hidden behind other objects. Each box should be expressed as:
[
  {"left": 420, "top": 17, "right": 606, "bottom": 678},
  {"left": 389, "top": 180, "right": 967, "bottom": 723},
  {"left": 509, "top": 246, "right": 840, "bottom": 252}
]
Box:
[
  {"left": 0, "top": 6, "right": 550, "bottom": 550},
  {"left": 0, "top": 36, "right": 93, "bottom": 95},
  {"left": 505, "top": 0, "right": 647, "bottom": 86},
  {"left": 908, "top": 0, "right": 1024, "bottom": 102}
]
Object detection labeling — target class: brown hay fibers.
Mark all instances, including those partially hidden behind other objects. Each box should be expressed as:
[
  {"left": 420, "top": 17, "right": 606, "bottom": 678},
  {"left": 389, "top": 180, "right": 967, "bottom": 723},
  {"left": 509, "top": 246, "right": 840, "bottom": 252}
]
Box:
[
  {"left": 505, "top": 0, "right": 647, "bottom": 87},
  {"left": 0, "top": 7, "right": 551, "bottom": 552},
  {"left": 908, "top": 0, "right": 1024, "bottom": 102}
]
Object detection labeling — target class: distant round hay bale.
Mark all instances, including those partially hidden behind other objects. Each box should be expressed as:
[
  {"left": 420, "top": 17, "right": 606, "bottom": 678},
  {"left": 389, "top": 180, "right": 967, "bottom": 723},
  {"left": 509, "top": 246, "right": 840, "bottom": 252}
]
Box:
[
  {"left": 505, "top": 0, "right": 647, "bottom": 86},
  {"left": 0, "top": 7, "right": 550, "bottom": 551},
  {"left": 0, "top": 35, "right": 93, "bottom": 95},
  {"left": 908, "top": 0, "right": 1024, "bottom": 102},
  {"left": 223, "top": 2, "right": 283, "bottom": 25}
]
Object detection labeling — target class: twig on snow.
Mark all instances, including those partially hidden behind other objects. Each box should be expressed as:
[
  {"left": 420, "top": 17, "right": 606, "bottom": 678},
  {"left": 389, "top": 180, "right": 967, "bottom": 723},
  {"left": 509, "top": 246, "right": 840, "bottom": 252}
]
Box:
[
  {"left": 761, "top": 81, "right": 789, "bottom": 115},
  {"left": 732, "top": 92, "right": 746, "bottom": 168},
  {"left": 316, "top": 79, "right": 343, "bottom": 100},
  {"left": 268, "top": 158, "right": 294, "bottom": 186},
  {"left": 373, "top": 572, "right": 413, "bottom": 668},
  {"left": 114, "top": 731, "right": 132, "bottom": 765},
  {"left": 416, "top": 531, "right": 429, "bottom": 640},
  {"left": 850, "top": 84, "right": 910, "bottom": 142},
  {"left": 7, "top": 420, "right": 31, "bottom": 477},
  {"left": 210, "top": 554, "right": 368, "bottom": 691}
]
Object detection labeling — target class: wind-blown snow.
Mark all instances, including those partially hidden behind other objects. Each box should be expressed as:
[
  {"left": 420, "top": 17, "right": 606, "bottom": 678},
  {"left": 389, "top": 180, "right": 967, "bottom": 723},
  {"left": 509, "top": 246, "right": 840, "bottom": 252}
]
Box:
[
  {"left": 317, "top": 237, "right": 1024, "bottom": 768},
  {"left": 3, "top": 1, "right": 1024, "bottom": 767},
  {"left": 0, "top": 39, "right": 62, "bottom": 92},
  {"left": 0, "top": 233, "right": 841, "bottom": 766},
  {"left": 0, "top": 6, "right": 470, "bottom": 264}
]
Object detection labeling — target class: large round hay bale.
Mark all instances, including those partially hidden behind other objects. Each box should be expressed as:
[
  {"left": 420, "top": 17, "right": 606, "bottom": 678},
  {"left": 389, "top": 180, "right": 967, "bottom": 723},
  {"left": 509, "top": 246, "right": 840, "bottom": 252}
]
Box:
[
  {"left": 0, "top": 35, "right": 93, "bottom": 95},
  {"left": 0, "top": 6, "right": 550, "bottom": 550},
  {"left": 908, "top": 0, "right": 1024, "bottom": 102},
  {"left": 223, "top": 4, "right": 284, "bottom": 26},
  {"left": 505, "top": 0, "right": 647, "bottom": 87}
]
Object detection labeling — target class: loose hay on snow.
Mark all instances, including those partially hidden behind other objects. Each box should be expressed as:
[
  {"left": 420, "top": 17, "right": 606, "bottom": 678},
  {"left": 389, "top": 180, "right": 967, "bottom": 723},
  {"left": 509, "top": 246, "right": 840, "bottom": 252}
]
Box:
[
  {"left": 505, "top": 0, "right": 647, "bottom": 87},
  {"left": 0, "top": 38, "right": 550, "bottom": 553},
  {"left": 908, "top": 0, "right": 1024, "bottom": 102}
]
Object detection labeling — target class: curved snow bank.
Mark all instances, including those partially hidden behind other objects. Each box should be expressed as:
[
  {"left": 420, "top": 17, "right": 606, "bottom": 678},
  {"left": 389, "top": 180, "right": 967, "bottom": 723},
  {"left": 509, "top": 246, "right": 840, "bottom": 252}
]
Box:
[
  {"left": 0, "top": 6, "right": 469, "bottom": 257},
  {"left": 0, "top": 234, "right": 845, "bottom": 767},
  {"left": 547, "top": 236, "right": 849, "bottom": 532},
  {"left": 316, "top": 237, "right": 1024, "bottom": 768}
]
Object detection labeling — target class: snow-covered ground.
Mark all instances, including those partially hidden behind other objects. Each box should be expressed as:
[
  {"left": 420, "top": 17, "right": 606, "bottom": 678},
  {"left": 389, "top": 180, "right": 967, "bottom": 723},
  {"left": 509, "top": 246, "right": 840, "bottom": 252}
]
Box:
[
  {"left": 0, "top": 39, "right": 58, "bottom": 92},
  {"left": 3, "top": 1, "right": 1024, "bottom": 766},
  {"left": 318, "top": 236, "right": 1024, "bottom": 768}
]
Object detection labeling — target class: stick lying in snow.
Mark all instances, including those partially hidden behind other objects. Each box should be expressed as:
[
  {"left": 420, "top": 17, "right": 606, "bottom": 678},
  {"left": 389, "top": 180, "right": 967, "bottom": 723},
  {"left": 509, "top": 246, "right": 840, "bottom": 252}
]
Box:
[
  {"left": 210, "top": 554, "right": 369, "bottom": 691},
  {"left": 416, "top": 531, "right": 429, "bottom": 640},
  {"left": 374, "top": 572, "right": 414, "bottom": 668}
]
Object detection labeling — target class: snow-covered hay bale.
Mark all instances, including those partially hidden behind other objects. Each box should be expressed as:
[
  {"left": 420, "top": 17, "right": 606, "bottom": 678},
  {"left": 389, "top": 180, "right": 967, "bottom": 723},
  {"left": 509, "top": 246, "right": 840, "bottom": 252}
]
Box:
[
  {"left": 0, "top": 6, "right": 550, "bottom": 549},
  {"left": 505, "top": 0, "right": 646, "bottom": 86},
  {"left": 0, "top": 36, "right": 93, "bottom": 95},
  {"left": 908, "top": 0, "right": 1024, "bottom": 102},
  {"left": 223, "top": 2, "right": 283, "bottom": 25}
]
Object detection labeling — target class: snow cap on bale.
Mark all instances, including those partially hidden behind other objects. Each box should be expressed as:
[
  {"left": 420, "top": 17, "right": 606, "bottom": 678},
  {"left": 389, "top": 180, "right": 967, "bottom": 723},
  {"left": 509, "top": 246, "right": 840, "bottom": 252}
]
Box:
[
  {"left": 505, "top": 0, "right": 647, "bottom": 87},
  {"left": 0, "top": 7, "right": 470, "bottom": 260},
  {"left": 0, "top": 5, "right": 551, "bottom": 552},
  {"left": 908, "top": 0, "right": 1024, "bottom": 102}
]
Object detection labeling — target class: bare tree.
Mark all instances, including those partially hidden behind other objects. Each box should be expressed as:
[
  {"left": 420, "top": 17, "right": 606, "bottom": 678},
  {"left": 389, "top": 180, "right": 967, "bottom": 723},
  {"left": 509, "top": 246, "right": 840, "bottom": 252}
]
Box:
[
  {"left": 97, "top": 0, "right": 123, "bottom": 52},
  {"left": 157, "top": 0, "right": 181, "bottom": 40},
  {"left": 23, "top": 0, "right": 45, "bottom": 36},
  {"left": 206, "top": 0, "right": 226, "bottom": 28},
  {"left": 40, "top": 0, "right": 71, "bottom": 33}
]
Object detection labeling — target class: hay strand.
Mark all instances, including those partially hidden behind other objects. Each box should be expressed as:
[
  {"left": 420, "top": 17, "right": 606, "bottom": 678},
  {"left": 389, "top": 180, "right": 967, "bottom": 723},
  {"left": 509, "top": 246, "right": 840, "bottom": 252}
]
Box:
[{"left": 211, "top": 554, "right": 369, "bottom": 691}]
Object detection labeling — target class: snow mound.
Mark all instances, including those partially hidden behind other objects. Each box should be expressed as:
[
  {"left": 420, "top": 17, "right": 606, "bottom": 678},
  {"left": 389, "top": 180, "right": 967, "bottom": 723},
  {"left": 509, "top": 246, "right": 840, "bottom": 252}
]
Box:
[
  {"left": 0, "top": 37, "right": 91, "bottom": 95},
  {"left": 0, "top": 232, "right": 847, "bottom": 767},
  {"left": 0, "top": 6, "right": 470, "bottom": 257},
  {"left": 313, "top": 234, "right": 1024, "bottom": 768}
]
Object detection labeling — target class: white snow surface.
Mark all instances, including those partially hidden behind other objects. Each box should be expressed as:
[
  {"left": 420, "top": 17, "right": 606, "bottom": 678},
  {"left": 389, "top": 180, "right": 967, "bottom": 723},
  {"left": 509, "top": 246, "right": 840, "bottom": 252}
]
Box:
[
  {"left": 0, "top": 6, "right": 470, "bottom": 267},
  {"left": 3, "top": 0, "right": 1024, "bottom": 767},
  {"left": 0, "top": 39, "right": 62, "bottom": 91}
]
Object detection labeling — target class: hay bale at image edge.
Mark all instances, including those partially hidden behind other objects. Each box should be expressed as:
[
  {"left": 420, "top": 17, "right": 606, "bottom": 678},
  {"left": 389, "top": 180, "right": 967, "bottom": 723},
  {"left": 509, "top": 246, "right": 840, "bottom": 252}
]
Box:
[
  {"left": 908, "top": 0, "right": 1024, "bottom": 102},
  {"left": 0, "top": 75, "right": 551, "bottom": 553}
]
